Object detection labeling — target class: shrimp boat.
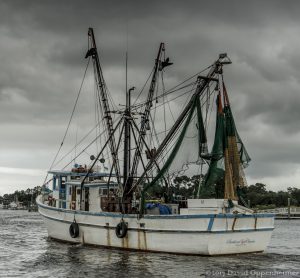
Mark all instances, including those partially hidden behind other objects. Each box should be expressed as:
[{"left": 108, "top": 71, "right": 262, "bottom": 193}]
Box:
[{"left": 37, "top": 28, "right": 274, "bottom": 255}]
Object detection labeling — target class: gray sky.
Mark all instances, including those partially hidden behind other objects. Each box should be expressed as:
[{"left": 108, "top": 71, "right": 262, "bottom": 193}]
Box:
[{"left": 1, "top": 0, "right": 300, "bottom": 195}]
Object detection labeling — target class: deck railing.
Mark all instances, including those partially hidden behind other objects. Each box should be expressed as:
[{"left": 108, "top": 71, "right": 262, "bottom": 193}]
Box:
[{"left": 258, "top": 207, "right": 300, "bottom": 218}]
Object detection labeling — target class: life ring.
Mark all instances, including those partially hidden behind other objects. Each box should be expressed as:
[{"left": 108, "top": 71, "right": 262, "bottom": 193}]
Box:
[
  {"left": 115, "top": 221, "right": 128, "bottom": 238},
  {"left": 69, "top": 221, "right": 79, "bottom": 238}
]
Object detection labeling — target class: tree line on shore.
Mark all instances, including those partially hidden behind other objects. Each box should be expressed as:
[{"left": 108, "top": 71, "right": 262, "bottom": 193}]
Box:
[
  {"left": 0, "top": 178, "right": 300, "bottom": 209},
  {"left": 148, "top": 175, "right": 300, "bottom": 209},
  {"left": 0, "top": 186, "right": 41, "bottom": 206}
]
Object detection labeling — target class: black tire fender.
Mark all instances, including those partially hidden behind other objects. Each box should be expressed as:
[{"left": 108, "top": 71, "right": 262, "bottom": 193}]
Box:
[
  {"left": 115, "top": 221, "right": 128, "bottom": 238},
  {"left": 69, "top": 221, "right": 79, "bottom": 238}
]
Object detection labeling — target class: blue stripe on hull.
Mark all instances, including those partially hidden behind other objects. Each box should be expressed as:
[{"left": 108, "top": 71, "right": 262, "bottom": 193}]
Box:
[{"left": 207, "top": 217, "right": 214, "bottom": 231}]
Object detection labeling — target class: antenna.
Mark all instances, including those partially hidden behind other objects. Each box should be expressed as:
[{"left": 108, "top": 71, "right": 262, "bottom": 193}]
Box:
[
  {"left": 126, "top": 51, "right": 128, "bottom": 104},
  {"left": 125, "top": 18, "right": 129, "bottom": 98}
]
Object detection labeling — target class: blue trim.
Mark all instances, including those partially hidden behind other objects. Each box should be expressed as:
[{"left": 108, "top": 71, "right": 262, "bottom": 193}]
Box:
[
  {"left": 58, "top": 176, "right": 61, "bottom": 189},
  {"left": 37, "top": 201, "right": 275, "bottom": 220},
  {"left": 49, "top": 170, "right": 116, "bottom": 177},
  {"left": 40, "top": 213, "right": 274, "bottom": 234},
  {"left": 213, "top": 228, "right": 274, "bottom": 234},
  {"left": 65, "top": 182, "right": 118, "bottom": 188},
  {"left": 214, "top": 214, "right": 274, "bottom": 218},
  {"left": 207, "top": 217, "right": 214, "bottom": 231},
  {"left": 53, "top": 177, "right": 56, "bottom": 191}
]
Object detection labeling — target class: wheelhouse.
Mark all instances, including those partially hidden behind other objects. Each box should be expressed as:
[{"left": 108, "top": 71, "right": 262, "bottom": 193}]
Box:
[{"left": 47, "top": 168, "right": 118, "bottom": 212}]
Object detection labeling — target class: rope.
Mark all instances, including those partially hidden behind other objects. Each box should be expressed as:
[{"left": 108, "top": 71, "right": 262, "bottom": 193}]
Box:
[
  {"left": 132, "top": 82, "right": 196, "bottom": 110},
  {"left": 42, "top": 58, "right": 90, "bottom": 186},
  {"left": 61, "top": 115, "right": 122, "bottom": 170},
  {"left": 132, "top": 68, "right": 155, "bottom": 106},
  {"left": 132, "top": 65, "right": 213, "bottom": 110},
  {"left": 138, "top": 81, "right": 217, "bottom": 183}
]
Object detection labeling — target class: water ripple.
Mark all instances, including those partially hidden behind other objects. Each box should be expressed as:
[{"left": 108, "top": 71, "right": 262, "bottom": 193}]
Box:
[{"left": 0, "top": 210, "right": 299, "bottom": 278}]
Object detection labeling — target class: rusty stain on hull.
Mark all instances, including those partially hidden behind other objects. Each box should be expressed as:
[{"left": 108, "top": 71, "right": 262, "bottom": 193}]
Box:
[
  {"left": 106, "top": 227, "right": 111, "bottom": 246},
  {"left": 137, "top": 229, "right": 147, "bottom": 250},
  {"left": 232, "top": 217, "right": 237, "bottom": 231},
  {"left": 137, "top": 229, "right": 141, "bottom": 249},
  {"left": 143, "top": 230, "right": 147, "bottom": 250},
  {"left": 123, "top": 234, "right": 129, "bottom": 249},
  {"left": 81, "top": 230, "right": 85, "bottom": 244}
]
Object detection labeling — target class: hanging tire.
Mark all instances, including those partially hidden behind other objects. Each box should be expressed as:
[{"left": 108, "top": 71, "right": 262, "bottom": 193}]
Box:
[
  {"left": 115, "top": 221, "right": 128, "bottom": 238},
  {"left": 69, "top": 221, "right": 79, "bottom": 238}
]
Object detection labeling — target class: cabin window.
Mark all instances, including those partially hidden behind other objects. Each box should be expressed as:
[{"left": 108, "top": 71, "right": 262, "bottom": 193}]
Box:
[
  {"left": 99, "top": 188, "right": 108, "bottom": 196},
  {"left": 60, "top": 176, "right": 66, "bottom": 189},
  {"left": 77, "top": 189, "right": 81, "bottom": 195},
  {"left": 109, "top": 188, "right": 115, "bottom": 195}
]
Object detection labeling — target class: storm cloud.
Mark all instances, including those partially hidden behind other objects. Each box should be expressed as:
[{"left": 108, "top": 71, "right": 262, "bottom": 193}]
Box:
[{"left": 1, "top": 0, "right": 300, "bottom": 194}]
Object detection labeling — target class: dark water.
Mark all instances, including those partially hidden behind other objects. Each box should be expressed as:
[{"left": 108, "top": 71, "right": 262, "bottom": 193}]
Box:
[{"left": 0, "top": 210, "right": 299, "bottom": 278}]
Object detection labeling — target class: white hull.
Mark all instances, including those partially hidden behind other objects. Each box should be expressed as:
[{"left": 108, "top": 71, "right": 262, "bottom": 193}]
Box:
[{"left": 37, "top": 197, "right": 274, "bottom": 255}]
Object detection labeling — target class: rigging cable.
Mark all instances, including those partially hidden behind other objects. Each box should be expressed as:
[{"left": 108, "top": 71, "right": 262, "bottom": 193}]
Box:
[
  {"left": 42, "top": 57, "right": 90, "bottom": 186},
  {"left": 148, "top": 86, "right": 196, "bottom": 112},
  {"left": 161, "top": 72, "right": 167, "bottom": 137},
  {"left": 132, "top": 81, "right": 196, "bottom": 110},
  {"left": 131, "top": 65, "right": 213, "bottom": 110},
  {"left": 140, "top": 81, "right": 216, "bottom": 179},
  {"left": 61, "top": 115, "right": 122, "bottom": 170},
  {"left": 132, "top": 68, "right": 155, "bottom": 106}
]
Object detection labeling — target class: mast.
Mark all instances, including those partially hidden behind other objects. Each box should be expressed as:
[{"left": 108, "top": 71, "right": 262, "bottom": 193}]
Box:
[
  {"left": 124, "top": 51, "right": 129, "bottom": 189},
  {"left": 129, "top": 43, "right": 167, "bottom": 180},
  {"left": 85, "top": 28, "right": 121, "bottom": 185},
  {"left": 123, "top": 86, "right": 135, "bottom": 191},
  {"left": 123, "top": 47, "right": 136, "bottom": 194}
]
